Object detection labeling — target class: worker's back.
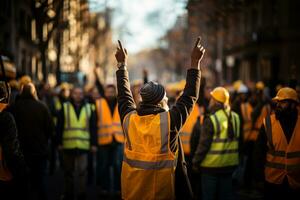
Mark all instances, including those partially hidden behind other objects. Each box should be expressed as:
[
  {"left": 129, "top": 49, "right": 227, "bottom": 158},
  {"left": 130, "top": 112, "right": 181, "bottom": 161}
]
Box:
[{"left": 121, "top": 111, "right": 176, "bottom": 200}]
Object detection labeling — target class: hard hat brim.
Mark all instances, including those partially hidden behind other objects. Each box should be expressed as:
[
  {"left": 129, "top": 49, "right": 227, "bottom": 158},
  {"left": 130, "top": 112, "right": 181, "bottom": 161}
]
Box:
[{"left": 272, "top": 96, "right": 299, "bottom": 103}]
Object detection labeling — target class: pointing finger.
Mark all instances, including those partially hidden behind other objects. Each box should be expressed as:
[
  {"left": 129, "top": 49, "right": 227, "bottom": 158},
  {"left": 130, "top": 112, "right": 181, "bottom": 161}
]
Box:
[
  {"left": 194, "top": 36, "right": 202, "bottom": 48},
  {"left": 118, "top": 40, "right": 124, "bottom": 52}
]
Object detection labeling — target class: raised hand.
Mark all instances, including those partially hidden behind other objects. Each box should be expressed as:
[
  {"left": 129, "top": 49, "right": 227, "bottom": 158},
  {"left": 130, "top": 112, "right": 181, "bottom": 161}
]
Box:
[
  {"left": 191, "top": 37, "right": 205, "bottom": 69},
  {"left": 115, "top": 40, "right": 128, "bottom": 66}
]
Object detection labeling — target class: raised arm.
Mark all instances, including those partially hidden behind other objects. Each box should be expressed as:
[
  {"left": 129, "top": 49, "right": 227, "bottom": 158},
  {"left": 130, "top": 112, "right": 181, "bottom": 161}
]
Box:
[
  {"left": 94, "top": 66, "right": 105, "bottom": 97},
  {"left": 115, "top": 40, "right": 136, "bottom": 122},
  {"left": 169, "top": 37, "right": 205, "bottom": 133}
]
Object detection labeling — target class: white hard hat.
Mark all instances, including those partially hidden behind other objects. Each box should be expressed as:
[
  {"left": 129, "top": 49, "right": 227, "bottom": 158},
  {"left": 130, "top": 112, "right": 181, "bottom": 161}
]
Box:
[{"left": 237, "top": 84, "right": 248, "bottom": 94}]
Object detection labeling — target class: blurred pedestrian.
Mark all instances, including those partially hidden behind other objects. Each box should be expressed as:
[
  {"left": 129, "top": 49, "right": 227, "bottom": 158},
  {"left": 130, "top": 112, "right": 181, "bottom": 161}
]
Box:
[
  {"left": 115, "top": 37, "right": 205, "bottom": 199},
  {"left": 0, "top": 81, "right": 28, "bottom": 200},
  {"left": 193, "top": 87, "right": 241, "bottom": 200},
  {"left": 9, "top": 83, "right": 54, "bottom": 200},
  {"left": 94, "top": 66, "right": 123, "bottom": 197},
  {"left": 254, "top": 87, "right": 300, "bottom": 200},
  {"left": 56, "top": 86, "right": 97, "bottom": 200}
]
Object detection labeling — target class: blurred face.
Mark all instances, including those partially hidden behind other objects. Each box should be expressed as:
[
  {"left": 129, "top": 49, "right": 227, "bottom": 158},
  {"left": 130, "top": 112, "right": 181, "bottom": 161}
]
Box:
[
  {"left": 105, "top": 86, "right": 116, "bottom": 100},
  {"left": 275, "top": 100, "right": 296, "bottom": 114},
  {"left": 71, "top": 88, "right": 84, "bottom": 104},
  {"left": 208, "top": 98, "right": 217, "bottom": 110},
  {"left": 91, "top": 87, "right": 100, "bottom": 100},
  {"left": 61, "top": 89, "right": 70, "bottom": 99}
]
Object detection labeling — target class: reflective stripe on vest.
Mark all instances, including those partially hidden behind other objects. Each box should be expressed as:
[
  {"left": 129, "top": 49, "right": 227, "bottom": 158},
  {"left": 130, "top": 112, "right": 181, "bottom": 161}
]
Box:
[
  {"left": 96, "top": 99, "right": 123, "bottom": 145},
  {"left": 200, "top": 109, "right": 240, "bottom": 168},
  {"left": 62, "top": 102, "right": 91, "bottom": 150},
  {"left": 121, "top": 111, "right": 176, "bottom": 200},
  {"left": 0, "top": 145, "right": 13, "bottom": 181},
  {"left": 263, "top": 113, "right": 300, "bottom": 189},
  {"left": 180, "top": 105, "right": 203, "bottom": 155}
]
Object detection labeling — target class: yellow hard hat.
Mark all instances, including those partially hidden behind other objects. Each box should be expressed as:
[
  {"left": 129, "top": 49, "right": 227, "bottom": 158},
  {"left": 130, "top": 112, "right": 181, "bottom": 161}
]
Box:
[
  {"left": 60, "top": 82, "right": 71, "bottom": 90},
  {"left": 210, "top": 87, "right": 230, "bottom": 105},
  {"left": 256, "top": 81, "right": 265, "bottom": 90},
  {"left": 19, "top": 75, "right": 32, "bottom": 86},
  {"left": 272, "top": 87, "right": 299, "bottom": 103},
  {"left": 233, "top": 80, "right": 242, "bottom": 91}
]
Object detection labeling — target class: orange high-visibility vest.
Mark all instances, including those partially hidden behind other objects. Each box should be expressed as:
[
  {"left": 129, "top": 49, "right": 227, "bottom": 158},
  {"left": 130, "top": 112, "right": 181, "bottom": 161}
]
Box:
[
  {"left": 96, "top": 98, "right": 123, "bottom": 145},
  {"left": 121, "top": 111, "right": 177, "bottom": 200},
  {"left": 250, "top": 104, "right": 271, "bottom": 140},
  {"left": 241, "top": 102, "right": 254, "bottom": 141},
  {"left": 264, "top": 113, "right": 300, "bottom": 189},
  {"left": 180, "top": 105, "right": 204, "bottom": 155},
  {"left": 0, "top": 145, "right": 13, "bottom": 181}
]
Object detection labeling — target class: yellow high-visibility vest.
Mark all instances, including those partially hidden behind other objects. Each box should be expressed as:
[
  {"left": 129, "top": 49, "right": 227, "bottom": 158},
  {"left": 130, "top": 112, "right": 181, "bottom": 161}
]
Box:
[
  {"left": 96, "top": 98, "right": 123, "bottom": 145},
  {"left": 121, "top": 111, "right": 177, "bottom": 200},
  {"left": 201, "top": 109, "right": 240, "bottom": 168},
  {"left": 0, "top": 145, "right": 13, "bottom": 181},
  {"left": 62, "top": 102, "right": 92, "bottom": 150},
  {"left": 264, "top": 113, "right": 300, "bottom": 189}
]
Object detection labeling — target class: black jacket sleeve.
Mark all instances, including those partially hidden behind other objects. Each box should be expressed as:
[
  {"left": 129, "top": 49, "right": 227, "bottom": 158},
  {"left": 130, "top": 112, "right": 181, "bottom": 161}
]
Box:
[
  {"left": 192, "top": 116, "right": 214, "bottom": 166},
  {"left": 56, "top": 108, "right": 65, "bottom": 146},
  {"left": 169, "top": 69, "right": 201, "bottom": 133},
  {"left": 95, "top": 74, "right": 105, "bottom": 98},
  {"left": 0, "top": 112, "right": 27, "bottom": 179},
  {"left": 116, "top": 69, "right": 136, "bottom": 123},
  {"left": 190, "top": 117, "right": 201, "bottom": 160},
  {"left": 254, "top": 124, "right": 268, "bottom": 182},
  {"left": 89, "top": 106, "right": 97, "bottom": 146}
]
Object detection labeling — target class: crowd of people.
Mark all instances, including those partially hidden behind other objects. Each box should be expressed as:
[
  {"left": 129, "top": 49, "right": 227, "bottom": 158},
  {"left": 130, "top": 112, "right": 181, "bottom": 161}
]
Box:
[{"left": 0, "top": 37, "right": 300, "bottom": 200}]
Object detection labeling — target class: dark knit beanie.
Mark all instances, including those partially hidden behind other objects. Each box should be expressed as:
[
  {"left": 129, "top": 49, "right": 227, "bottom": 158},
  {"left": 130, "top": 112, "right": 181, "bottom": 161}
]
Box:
[{"left": 140, "top": 81, "right": 166, "bottom": 104}]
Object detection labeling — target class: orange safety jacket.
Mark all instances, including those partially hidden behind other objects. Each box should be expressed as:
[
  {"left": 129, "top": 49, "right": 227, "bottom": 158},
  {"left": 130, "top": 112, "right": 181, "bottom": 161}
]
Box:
[
  {"left": 250, "top": 104, "right": 271, "bottom": 140},
  {"left": 241, "top": 102, "right": 254, "bottom": 141},
  {"left": 180, "top": 105, "right": 205, "bottom": 155},
  {"left": 0, "top": 145, "right": 12, "bottom": 181},
  {"left": 121, "top": 111, "right": 177, "bottom": 200},
  {"left": 96, "top": 98, "right": 124, "bottom": 145},
  {"left": 264, "top": 113, "right": 300, "bottom": 189}
]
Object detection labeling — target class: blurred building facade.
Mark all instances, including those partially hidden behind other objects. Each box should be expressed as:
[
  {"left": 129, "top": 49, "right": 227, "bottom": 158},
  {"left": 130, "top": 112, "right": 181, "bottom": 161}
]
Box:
[
  {"left": 186, "top": 0, "right": 300, "bottom": 91},
  {"left": 0, "top": 0, "right": 114, "bottom": 85},
  {"left": 0, "top": 0, "right": 39, "bottom": 79}
]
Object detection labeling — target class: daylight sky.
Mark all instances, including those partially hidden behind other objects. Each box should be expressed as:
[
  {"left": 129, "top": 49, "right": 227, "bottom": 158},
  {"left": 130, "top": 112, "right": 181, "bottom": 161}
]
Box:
[{"left": 89, "top": 0, "right": 187, "bottom": 53}]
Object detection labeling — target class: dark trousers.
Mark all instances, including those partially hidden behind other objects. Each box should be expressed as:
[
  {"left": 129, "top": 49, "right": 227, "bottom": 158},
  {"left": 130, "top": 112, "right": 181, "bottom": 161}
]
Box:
[
  {"left": 63, "top": 152, "right": 88, "bottom": 200},
  {"left": 26, "top": 156, "right": 48, "bottom": 200},
  {"left": 265, "top": 179, "right": 300, "bottom": 200},
  {"left": 201, "top": 173, "right": 235, "bottom": 200},
  {"left": 96, "top": 143, "right": 123, "bottom": 193},
  {"left": 243, "top": 141, "right": 255, "bottom": 188},
  {"left": 0, "top": 180, "right": 15, "bottom": 200}
]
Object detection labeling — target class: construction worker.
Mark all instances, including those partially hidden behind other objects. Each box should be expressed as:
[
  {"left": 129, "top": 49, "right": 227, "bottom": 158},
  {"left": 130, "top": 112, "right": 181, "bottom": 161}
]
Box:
[
  {"left": 93, "top": 66, "right": 123, "bottom": 196},
  {"left": 9, "top": 83, "right": 54, "bottom": 200},
  {"left": 0, "top": 81, "right": 28, "bottom": 199},
  {"left": 231, "top": 83, "right": 258, "bottom": 191},
  {"left": 115, "top": 37, "right": 204, "bottom": 199},
  {"left": 254, "top": 87, "right": 300, "bottom": 200},
  {"left": 193, "top": 87, "right": 241, "bottom": 200},
  {"left": 56, "top": 86, "right": 97, "bottom": 200},
  {"left": 250, "top": 82, "right": 271, "bottom": 140}
]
